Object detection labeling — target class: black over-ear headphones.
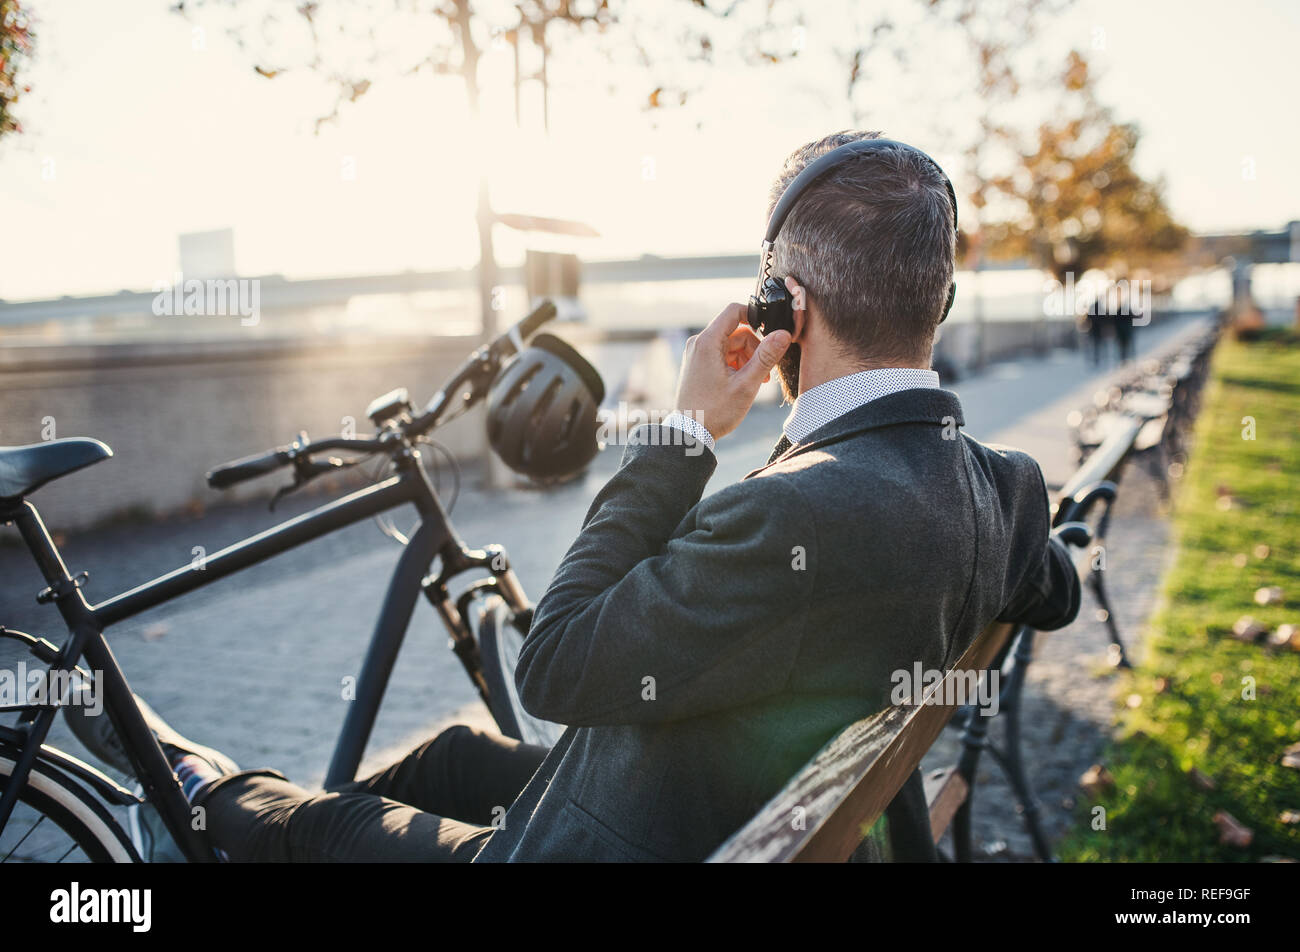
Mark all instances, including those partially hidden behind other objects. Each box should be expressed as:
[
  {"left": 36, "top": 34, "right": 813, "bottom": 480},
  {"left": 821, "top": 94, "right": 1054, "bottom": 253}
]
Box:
[{"left": 746, "top": 138, "right": 959, "bottom": 337}]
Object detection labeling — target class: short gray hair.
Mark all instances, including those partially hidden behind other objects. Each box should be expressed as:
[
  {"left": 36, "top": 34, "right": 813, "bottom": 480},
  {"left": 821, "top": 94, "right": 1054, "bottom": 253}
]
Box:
[{"left": 768, "top": 130, "right": 956, "bottom": 365}]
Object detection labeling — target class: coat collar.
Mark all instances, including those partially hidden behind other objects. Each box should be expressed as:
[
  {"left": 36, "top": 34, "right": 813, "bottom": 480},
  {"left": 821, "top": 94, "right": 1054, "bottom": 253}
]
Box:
[{"left": 745, "top": 388, "right": 966, "bottom": 479}]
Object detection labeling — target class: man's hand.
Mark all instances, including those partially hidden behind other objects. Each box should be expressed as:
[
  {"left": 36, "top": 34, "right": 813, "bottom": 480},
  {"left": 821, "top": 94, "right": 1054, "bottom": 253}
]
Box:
[{"left": 673, "top": 303, "right": 791, "bottom": 441}]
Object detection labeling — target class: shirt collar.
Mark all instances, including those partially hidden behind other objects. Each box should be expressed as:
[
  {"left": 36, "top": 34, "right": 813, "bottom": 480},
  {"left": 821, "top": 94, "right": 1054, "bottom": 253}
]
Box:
[{"left": 783, "top": 367, "right": 941, "bottom": 445}]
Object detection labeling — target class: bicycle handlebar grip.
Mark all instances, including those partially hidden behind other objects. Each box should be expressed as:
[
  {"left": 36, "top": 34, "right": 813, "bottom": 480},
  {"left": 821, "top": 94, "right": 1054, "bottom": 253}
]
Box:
[
  {"left": 205, "top": 447, "right": 292, "bottom": 489},
  {"left": 514, "top": 299, "right": 558, "bottom": 342}
]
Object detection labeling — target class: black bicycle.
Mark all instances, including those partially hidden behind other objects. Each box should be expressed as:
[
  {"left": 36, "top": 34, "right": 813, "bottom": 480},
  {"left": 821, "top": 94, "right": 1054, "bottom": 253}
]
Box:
[{"left": 0, "top": 300, "right": 573, "bottom": 862}]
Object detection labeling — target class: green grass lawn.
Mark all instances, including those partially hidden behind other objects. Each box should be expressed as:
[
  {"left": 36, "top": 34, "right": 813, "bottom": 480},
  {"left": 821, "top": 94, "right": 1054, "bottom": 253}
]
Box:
[{"left": 1060, "top": 328, "right": 1300, "bottom": 862}]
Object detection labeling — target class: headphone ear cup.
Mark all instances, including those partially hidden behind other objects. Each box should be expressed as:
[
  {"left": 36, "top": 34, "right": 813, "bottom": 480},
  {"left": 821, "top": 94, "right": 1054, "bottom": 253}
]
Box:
[
  {"left": 759, "top": 276, "right": 794, "bottom": 336},
  {"left": 941, "top": 281, "right": 956, "bottom": 324}
]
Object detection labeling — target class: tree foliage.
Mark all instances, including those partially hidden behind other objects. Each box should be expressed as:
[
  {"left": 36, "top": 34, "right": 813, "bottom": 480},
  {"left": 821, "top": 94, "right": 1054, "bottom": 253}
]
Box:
[
  {"left": 0, "top": 0, "right": 33, "bottom": 140},
  {"left": 984, "top": 50, "right": 1187, "bottom": 282},
  {"left": 168, "top": 0, "right": 802, "bottom": 335},
  {"left": 171, "top": 0, "right": 798, "bottom": 131}
]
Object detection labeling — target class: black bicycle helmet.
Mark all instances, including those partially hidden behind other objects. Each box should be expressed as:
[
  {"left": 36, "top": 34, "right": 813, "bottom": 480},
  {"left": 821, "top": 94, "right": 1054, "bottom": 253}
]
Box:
[{"left": 487, "top": 333, "right": 605, "bottom": 481}]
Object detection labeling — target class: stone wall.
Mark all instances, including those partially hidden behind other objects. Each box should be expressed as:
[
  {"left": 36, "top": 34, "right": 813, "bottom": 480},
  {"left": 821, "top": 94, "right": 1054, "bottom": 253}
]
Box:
[{"left": 0, "top": 334, "right": 487, "bottom": 531}]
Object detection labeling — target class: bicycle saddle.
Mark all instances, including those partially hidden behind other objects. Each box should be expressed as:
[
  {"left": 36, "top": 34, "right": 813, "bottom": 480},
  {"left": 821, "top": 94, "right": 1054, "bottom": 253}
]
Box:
[{"left": 0, "top": 438, "right": 113, "bottom": 499}]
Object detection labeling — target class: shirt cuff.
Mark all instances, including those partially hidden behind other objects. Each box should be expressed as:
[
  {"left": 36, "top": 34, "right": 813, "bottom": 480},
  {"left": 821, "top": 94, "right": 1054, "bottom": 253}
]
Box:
[{"left": 661, "top": 411, "right": 716, "bottom": 452}]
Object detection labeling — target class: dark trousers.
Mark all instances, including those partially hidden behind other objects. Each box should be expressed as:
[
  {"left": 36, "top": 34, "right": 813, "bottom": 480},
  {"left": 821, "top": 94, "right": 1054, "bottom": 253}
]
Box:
[
  {"left": 198, "top": 725, "right": 549, "bottom": 862},
  {"left": 1115, "top": 318, "right": 1135, "bottom": 362}
]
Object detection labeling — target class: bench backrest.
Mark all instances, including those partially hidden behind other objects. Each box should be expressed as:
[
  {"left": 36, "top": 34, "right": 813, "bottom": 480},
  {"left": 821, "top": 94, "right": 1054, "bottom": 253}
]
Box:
[
  {"left": 1057, "top": 415, "right": 1142, "bottom": 505},
  {"left": 707, "top": 620, "right": 1015, "bottom": 863}
]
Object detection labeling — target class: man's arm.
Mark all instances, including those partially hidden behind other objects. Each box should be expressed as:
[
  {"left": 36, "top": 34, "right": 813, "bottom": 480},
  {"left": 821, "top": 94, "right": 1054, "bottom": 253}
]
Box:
[
  {"left": 997, "top": 462, "right": 1082, "bottom": 631},
  {"left": 997, "top": 534, "right": 1081, "bottom": 631},
  {"left": 515, "top": 427, "right": 818, "bottom": 727},
  {"left": 515, "top": 302, "right": 798, "bottom": 726}
]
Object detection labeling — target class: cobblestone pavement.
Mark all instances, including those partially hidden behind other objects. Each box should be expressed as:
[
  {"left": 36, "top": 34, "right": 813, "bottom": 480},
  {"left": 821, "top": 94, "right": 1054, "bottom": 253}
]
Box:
[{"left": 1, "top": 317, "right": 1207, "bottom": 852}]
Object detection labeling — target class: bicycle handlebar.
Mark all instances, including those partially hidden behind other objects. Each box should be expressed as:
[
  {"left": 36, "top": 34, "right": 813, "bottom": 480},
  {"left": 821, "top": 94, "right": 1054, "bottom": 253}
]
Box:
[
  {"left": 205, "top": 300, "right": 558, "bottom": 490},
  {"left": 206, "top": 437, "right": 388, "bottom": 489},
  {"left": 206, "top": 446, "right": 294, "bottom": 489},
  {"left": 510, "top": 298, "right": 559, "bottom": 346},
  {"left": 406, "top": 299, "right": 557, "bottom": 437}
]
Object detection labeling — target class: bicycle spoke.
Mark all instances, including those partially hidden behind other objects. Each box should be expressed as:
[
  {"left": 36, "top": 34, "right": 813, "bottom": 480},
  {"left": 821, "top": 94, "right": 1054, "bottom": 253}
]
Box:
[
  {"left": 2, "top": 812, "right": 46, "bottom": 863},
  {"left": 55, "top": 842, "right": 79, "bottom": 863}
]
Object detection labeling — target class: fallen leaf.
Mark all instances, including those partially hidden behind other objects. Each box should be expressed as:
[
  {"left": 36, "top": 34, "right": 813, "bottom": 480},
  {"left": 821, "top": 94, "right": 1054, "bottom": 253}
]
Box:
[
  {"left": 1282, "top": 742, "right": 1300, "bottom": 770},
  {"left": 1080, "top": 764, "right": 1115, "bottom": 796},
  {"left": 1255, "top": 586, "right": 1284, "bottom": 606},
  {"left": 1267, "top": 624, "right": 1295, "bottom": 648},
  {"left": 1232, "top": 616, "right": 1268, "bottom": 643},
  {"left": 1213, "top": 811, "right": 1253, "bottom": 848}
]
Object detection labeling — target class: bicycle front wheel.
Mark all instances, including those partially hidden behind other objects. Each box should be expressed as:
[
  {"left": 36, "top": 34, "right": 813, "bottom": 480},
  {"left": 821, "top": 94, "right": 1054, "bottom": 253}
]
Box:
[
  {"left": 0, "top": 748, "right": 139, "bottom": 863},
  {"left": 475, "top": 596, "right": 566, "bottom": 749}
]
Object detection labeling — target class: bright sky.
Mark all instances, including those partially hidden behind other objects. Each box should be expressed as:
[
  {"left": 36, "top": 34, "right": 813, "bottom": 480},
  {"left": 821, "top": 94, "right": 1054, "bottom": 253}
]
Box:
[{"left": 2, "top": 0, "right": 1297, "bottom": 300}]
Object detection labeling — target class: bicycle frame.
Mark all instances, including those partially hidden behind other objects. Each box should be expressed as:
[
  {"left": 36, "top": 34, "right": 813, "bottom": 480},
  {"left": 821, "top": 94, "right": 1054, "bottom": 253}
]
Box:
[{"left": 0, "top": 446, "right": 530, "bottom": 862}]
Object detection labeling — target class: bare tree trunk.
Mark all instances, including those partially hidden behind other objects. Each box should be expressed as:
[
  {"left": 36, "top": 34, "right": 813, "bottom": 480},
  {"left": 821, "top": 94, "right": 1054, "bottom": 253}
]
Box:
[
  {"left": 455, "top": 0, "right": 510, "bottom": 488},
  {"left": 455, "top": 0, "right": 498, "bottom": 344}
]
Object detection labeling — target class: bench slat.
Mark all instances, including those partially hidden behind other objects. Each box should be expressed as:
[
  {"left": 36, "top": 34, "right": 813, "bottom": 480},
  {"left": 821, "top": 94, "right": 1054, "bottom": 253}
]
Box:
[
  {"left": 1058, "top": 415, "right": 1143, "bottom": 504},
  {"left": 924, "top": 766, "right": 970, "bottom": 844},
  {"left": 708, "top": 621, "right": 1014, "bottom": 863}
]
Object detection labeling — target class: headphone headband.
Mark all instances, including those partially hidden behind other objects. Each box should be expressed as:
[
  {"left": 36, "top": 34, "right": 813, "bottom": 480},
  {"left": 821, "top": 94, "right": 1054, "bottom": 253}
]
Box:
[{"left": 763, "top": 138, "right": 958, "bottom": 244}]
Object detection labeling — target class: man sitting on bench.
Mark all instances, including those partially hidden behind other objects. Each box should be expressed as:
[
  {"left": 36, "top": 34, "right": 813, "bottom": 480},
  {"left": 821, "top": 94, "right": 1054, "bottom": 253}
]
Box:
[{"left": 69, "top": 131, "right": 1080, "bottom": 862}]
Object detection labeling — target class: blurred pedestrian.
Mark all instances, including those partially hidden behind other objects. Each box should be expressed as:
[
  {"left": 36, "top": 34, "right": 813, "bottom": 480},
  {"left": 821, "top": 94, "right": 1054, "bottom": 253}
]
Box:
[
  {"left": 1114, "top": 312, "right": 1134, "bottom": 362},
  {"left": 1114, "top": 281, "right": 1137, "bottom": 363},
  {"left": 1085, "top": 292, "right": 1109, "bottom": 366}
]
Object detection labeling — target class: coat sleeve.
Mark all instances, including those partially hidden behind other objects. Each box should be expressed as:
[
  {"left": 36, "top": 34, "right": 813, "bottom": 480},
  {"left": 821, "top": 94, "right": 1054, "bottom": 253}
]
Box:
[
  {"left": 516, "top": 425, "right": 819, "bottom": 726},
  {"left": 997, "top": 534, "right": 1081, "bottom": 631},
  {"left": 996, "top": 461, "right": 1082, "bottom": 632}
]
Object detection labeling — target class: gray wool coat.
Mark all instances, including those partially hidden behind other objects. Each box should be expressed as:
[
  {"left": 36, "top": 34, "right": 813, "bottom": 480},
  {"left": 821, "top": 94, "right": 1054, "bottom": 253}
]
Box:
[{"left": 473, "top": 387, "right": 1080, "bottom": 862}]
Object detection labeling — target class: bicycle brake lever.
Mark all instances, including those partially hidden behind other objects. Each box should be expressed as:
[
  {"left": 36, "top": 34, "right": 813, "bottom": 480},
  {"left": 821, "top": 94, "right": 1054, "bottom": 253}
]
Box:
[{"left": 268, "top": 457, "right": 358, "bottom": 511}]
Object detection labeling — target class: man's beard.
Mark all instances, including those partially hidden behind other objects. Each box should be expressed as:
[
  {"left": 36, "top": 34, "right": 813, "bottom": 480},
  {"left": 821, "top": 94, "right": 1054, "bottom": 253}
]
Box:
[{"left": 776, "top": 341, "right": 801, "bottom": 404}]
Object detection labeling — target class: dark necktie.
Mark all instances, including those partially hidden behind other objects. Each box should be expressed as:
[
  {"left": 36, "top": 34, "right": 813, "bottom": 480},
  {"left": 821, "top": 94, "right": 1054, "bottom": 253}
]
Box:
[{"left": 767, "top": 433, "right": 793, "bottom": 465}]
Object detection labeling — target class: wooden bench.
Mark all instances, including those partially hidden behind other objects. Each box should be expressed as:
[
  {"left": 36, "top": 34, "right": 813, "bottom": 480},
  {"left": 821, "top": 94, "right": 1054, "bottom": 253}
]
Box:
[
  {"left": 1069, "top": 325, "right": 1219, "bottom": 482},
  {"left": 708, "top": 620, "right": 1015, "bottom": 863},
  {"left": 709, "top": 519, "right": 1112, "bottom": 864},
  {"left": 1055, "top": 324, "right": 1220, "bottom": 664}
]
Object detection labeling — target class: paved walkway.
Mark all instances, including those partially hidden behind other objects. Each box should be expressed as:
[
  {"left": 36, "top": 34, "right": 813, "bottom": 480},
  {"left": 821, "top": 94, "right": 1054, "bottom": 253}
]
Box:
[{"left": 1, "top": 316, "right": 1207, "bottom": 849}]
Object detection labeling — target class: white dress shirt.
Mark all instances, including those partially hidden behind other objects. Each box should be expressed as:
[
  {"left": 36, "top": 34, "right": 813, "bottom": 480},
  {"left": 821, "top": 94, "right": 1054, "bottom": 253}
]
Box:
[
  {"left": 782, "top": 367, "right": 940, "bottom": 444},
  {"left": 663, "top": 366, "right": 941, "bottom": 453}
]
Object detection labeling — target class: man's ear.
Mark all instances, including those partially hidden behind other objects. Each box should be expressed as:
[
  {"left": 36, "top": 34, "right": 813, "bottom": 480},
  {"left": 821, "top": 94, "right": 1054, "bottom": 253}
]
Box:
[{"left": 784, "top": 276, "right": 808, "bottom": 342}]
